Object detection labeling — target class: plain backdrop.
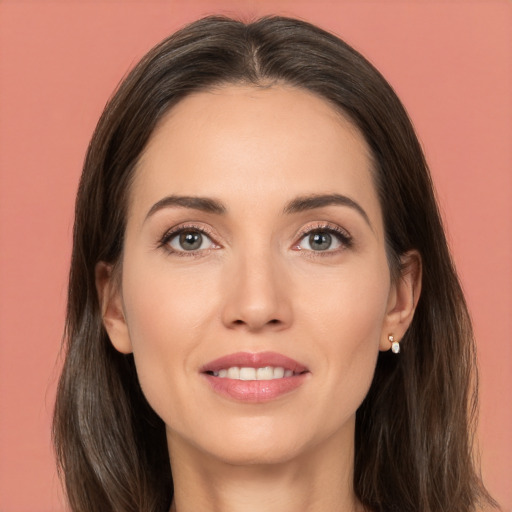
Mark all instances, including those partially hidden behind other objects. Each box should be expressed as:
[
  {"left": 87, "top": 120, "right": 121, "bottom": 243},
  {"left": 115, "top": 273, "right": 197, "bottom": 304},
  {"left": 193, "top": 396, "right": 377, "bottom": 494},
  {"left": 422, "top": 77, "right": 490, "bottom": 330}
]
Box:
[{"left": 0, "top": 1, "right": 511, "bottom": 510}]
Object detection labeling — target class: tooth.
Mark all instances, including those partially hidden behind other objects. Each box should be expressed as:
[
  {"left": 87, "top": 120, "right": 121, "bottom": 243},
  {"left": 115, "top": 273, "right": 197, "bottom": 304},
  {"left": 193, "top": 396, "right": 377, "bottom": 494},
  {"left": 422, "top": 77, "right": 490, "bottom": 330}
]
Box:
[
  {"left": 256, "top": 366, "right": 274, "bottom": 380},
  {"left": 273, "top": 367, "right": 285, "bottom": 378},
  {"left": 239, "top": 367, "right": 256, "bottom": 380},
  {"left": 215, "top": 366, "right": 295, "bottom": 380},
  {"left": 227, "top": 367, "right": 240, "bottom": 379}
]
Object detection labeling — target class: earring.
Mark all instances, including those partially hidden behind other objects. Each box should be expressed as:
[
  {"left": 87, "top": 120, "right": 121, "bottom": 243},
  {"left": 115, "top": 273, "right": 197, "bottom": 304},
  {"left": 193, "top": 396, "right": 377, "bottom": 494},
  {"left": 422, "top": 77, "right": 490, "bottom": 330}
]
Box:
[{"left": 389, "top": 334, "right": 400, "bottom": 354}]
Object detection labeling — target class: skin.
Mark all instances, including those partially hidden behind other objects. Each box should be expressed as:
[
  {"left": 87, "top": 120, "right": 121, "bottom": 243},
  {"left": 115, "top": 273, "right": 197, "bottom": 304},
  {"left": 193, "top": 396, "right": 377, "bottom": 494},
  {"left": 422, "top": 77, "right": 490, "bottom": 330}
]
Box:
[{"left": 97, "top": 85, "right": 421, "bottom": 512}]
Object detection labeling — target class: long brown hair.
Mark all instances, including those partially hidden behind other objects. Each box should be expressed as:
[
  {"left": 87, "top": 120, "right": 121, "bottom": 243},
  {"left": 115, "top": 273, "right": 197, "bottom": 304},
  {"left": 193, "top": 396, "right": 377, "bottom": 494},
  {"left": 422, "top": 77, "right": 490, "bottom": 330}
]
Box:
[{"left": 53, "top": 15, "right": 496, "bottom": 512}]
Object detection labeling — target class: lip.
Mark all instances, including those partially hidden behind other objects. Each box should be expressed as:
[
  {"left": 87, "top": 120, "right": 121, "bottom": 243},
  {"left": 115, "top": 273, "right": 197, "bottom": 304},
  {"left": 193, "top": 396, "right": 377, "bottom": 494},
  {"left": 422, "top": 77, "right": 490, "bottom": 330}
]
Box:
[
  {"left": 201, "top": 351, "right": 308, "bottom": 374},
  {"left": 200, "top": 351, "right": 309, "bottom": 403}
]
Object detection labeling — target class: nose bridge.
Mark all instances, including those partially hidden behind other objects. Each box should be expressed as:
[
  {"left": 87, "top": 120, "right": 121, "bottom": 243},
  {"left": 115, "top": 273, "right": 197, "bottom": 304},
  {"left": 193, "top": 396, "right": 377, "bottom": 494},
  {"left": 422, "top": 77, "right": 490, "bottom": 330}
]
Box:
[{"left": 221, "top": 238, "right": 292, "bottom": 331}]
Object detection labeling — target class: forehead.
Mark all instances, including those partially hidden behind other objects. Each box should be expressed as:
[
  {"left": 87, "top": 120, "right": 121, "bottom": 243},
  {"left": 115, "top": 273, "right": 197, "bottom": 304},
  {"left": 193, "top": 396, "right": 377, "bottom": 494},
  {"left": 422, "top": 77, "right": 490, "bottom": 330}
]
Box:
[{"left": 130, "top": 84, "right": 379, "bottom": 225}]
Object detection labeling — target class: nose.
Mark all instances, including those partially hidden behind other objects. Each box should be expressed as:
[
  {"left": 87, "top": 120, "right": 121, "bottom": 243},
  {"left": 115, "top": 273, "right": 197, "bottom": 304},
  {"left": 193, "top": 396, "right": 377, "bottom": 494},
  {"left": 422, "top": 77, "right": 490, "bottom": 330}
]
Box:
[{"left": 220, "top": 247, "right": 293, "bottom": 333}]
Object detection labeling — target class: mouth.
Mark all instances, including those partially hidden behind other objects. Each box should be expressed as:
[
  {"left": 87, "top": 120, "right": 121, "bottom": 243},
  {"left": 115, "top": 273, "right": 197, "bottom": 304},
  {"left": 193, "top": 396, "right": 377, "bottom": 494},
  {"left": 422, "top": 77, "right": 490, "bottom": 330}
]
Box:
[
  {"left": 200, "top": 352, "right": 309, "bottom": 402},
  {"left": 206, "top": 366, "right": 303, "bottom": 380}
]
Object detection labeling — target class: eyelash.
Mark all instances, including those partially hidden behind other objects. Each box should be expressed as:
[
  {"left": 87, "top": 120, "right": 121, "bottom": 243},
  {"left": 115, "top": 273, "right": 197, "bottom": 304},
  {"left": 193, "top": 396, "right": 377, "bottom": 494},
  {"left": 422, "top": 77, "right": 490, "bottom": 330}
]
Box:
[
  {"left": 158, "top": 222, "right": 353, "bottom": 257},
  {"left": 294, "top": 223, "right": 353, "bottom": 254},
  {"left": 158, "top": 223, "right": 219, "bottom": 257}
]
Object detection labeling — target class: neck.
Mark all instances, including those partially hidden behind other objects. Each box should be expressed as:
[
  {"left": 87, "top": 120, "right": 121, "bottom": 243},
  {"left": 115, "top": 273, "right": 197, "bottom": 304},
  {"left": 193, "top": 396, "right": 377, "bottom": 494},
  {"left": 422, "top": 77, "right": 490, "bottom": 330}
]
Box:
[{"left": 167, "top": 420, "right": 361, "bottom": 512}]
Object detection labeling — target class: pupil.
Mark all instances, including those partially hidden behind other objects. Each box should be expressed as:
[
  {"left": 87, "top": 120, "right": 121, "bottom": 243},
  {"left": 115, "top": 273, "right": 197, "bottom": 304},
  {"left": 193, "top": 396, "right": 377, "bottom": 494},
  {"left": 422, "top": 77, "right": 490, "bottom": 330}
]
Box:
[
  {"left": 179, "top": 231, "right": 202, "bottom": 250},
  {"left": 310, "top": 232, "right": 331, "bottom": 251}
]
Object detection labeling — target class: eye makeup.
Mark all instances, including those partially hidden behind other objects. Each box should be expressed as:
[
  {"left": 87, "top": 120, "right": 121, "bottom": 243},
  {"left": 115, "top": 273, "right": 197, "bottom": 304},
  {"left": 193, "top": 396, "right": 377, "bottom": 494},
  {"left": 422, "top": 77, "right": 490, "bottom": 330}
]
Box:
[
  {"left": 292, "top": 222, "right": 353, "bottom": 254},
  {"left": 157, "top": 222, "right": 221, "bottom": 257},
  {"left": 156, "top": 219, "right": 353, "bottom": 259}
]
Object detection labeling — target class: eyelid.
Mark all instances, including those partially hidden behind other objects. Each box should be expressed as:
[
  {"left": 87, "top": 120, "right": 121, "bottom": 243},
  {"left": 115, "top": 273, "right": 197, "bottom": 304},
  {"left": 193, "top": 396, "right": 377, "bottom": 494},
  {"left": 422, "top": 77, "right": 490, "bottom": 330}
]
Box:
[
  {"left": 158, "top": 223, "right": 221, "bottom": 254},
  {"left": 292, "top": 222, "right": 353, "bottom": 252},
  {"left": 157, "top": 221, "right": 352, "bottom": 255}
]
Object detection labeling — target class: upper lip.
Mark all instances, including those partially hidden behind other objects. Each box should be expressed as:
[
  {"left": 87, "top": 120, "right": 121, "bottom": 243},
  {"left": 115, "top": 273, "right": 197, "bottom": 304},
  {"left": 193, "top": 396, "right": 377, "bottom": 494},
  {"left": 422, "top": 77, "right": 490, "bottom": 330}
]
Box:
[{"left": 200, "top": 351, "right": 308, "bottom": 374}]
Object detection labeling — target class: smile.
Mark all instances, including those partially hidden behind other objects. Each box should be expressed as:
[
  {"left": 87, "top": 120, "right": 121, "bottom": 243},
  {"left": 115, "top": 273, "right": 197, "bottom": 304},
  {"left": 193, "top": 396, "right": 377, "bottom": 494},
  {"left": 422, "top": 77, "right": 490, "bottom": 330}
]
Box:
[{"left": 201, "top": 352, "right": 309, "bottom": 402}]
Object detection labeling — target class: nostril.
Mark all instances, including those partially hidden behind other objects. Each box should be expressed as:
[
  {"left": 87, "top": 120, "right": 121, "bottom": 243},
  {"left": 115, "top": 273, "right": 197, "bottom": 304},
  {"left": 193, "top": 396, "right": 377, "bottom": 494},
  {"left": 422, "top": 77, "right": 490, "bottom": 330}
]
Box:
[{"left": 230, "top": 318, "right": 281, "bottom": 328}]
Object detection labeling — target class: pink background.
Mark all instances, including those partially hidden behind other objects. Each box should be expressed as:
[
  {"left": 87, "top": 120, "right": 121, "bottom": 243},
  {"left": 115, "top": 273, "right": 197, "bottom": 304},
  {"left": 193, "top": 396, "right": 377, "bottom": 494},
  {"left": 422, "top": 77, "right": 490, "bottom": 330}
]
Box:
[{"left": 0, "top": 1, "right": 510, "bottom": 510}]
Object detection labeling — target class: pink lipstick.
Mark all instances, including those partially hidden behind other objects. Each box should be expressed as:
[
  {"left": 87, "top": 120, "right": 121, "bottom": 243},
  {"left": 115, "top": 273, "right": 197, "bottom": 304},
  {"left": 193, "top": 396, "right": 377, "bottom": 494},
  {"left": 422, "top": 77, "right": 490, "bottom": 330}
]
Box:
[{"left": 200, "top": 351, "right": 309, "bottom": 402}]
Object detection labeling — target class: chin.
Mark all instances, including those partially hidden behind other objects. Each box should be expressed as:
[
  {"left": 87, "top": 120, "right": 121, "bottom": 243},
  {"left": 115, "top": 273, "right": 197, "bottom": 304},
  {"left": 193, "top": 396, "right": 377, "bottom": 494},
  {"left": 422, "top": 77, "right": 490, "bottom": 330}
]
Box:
[
  {"left": 170, "top": 418, "right": 311, "bottom": 467},
  {"left": 209, "top": 441, "right": 304, "bottom": 467}
]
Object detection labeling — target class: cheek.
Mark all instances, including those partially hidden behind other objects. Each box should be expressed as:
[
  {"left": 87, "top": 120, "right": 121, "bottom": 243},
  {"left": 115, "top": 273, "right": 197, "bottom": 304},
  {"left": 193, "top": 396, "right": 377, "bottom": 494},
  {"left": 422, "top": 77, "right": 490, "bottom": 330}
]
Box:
[
  {"left": 119, "top": 258, "right": 218, "bottom": 423},
  {"left": 295, "top": 257, "right": 390, "bottom": 411},
  {"left": 296, "top": 255, "right": 390, "bottom": 344},
  {"left": 122, "top": 247, "right": 219, "bottom": 342}
]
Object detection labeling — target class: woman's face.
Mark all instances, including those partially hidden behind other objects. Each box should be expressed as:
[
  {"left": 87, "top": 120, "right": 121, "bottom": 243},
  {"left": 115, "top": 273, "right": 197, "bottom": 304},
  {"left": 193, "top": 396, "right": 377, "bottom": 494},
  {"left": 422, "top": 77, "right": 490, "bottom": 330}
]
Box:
[{"left": 102, "top": 85, "right": 407, "bottom": 465}]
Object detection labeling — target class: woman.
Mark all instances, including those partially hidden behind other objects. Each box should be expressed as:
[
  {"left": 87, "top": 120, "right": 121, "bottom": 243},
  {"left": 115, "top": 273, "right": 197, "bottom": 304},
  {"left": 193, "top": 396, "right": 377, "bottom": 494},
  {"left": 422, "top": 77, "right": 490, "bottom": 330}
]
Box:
[{"left": 53, "top": 15, "right": 496, "bottom": 512}]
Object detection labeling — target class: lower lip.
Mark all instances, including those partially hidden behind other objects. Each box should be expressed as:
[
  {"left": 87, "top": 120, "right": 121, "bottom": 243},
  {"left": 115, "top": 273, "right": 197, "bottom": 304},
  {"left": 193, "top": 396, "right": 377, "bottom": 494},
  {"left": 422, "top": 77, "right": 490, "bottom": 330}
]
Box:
[{"left": 203, "top": 373, "right": 308, "bottom": 402}]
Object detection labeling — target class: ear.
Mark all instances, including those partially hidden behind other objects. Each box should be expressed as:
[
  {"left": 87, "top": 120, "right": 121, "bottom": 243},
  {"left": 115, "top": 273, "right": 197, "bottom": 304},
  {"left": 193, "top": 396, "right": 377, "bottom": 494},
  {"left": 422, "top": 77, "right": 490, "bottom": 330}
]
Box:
[
  {"left": 95, "top": 261, "right": 133, "bottom": 354},
  {"left": 379, "top": 250, "right": 422, "bottom": 351}
]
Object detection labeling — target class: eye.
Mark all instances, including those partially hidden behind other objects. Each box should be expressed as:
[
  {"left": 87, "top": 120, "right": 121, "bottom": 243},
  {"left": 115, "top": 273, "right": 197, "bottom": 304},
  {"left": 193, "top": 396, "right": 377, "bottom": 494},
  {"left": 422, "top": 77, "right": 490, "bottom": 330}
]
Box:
[
  {"left": 295, "top": 225, "right": 352, "bottom": 252},
  {"left": 299, "top": 230, "right": 341, "bottom": 251},
  {"left": 162, "top": 227, "right": 218, "bottom": 253}
]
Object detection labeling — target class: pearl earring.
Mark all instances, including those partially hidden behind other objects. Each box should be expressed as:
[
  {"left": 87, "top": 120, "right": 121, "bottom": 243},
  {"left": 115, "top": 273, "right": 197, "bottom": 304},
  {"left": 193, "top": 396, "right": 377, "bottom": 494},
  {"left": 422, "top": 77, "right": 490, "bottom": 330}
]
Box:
[{"left": 389, "top": 334, "right": 400, "bottom": 354}]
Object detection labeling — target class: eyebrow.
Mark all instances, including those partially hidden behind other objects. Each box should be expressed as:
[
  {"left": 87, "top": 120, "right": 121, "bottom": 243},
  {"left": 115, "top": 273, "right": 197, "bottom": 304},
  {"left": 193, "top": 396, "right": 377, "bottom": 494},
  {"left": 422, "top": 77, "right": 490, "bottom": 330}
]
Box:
[
  {"left": 145, "top": 195, "right": 227, "bottom": 221},
  {"left": 145, "top": 192, "right": 371, "bottom": 228},
  {"left": 283, "top": 193, "right": 372, "bottom": 228}
]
